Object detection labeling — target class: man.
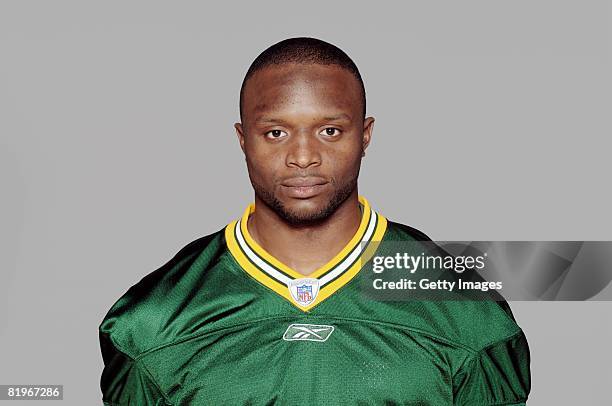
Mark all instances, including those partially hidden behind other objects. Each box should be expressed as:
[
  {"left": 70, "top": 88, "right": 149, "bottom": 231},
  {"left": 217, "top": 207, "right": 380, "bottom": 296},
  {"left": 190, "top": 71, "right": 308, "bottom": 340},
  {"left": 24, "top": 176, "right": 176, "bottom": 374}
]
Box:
[{"left": 99, "top": 37, "right": 531, "bottom": 405}]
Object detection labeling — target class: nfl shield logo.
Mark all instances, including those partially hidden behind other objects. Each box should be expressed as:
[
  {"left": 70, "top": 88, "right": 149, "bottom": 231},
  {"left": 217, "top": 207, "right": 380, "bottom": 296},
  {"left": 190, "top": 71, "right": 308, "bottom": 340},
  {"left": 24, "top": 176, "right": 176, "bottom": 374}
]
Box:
[
  {"left": 297, "top": 285, "right": 312, "bottom": 302},
  {"left": 288, "top": 278, "right": 320, "bottom": 306}
]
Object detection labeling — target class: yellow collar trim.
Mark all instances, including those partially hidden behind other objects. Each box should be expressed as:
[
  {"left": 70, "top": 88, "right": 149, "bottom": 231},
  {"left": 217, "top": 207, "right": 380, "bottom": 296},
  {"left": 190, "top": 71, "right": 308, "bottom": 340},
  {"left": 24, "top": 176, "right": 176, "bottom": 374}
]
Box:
[{"left": 225, "top": 195, "right": 388, "bottom": 312}]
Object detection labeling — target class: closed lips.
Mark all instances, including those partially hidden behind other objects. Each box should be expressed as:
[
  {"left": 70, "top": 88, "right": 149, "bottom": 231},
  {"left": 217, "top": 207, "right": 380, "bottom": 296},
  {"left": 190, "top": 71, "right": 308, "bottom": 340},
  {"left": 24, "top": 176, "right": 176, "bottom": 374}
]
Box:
[{"left": 281, "top": 177, "right": 328, "bottom": 187}]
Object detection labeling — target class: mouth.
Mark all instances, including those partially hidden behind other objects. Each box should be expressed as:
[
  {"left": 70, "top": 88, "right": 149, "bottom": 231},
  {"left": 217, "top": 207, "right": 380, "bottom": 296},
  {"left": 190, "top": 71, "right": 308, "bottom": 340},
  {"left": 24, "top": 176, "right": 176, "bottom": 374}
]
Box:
[{"left": 280, "top": 177, "right": 329, "bottom": 199}]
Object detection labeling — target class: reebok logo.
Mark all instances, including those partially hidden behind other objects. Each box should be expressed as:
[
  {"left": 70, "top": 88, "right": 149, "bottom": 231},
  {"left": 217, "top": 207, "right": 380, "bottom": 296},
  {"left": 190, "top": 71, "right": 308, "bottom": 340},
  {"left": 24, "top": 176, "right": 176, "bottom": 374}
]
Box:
[{"left": 282, "top": 323, "right": 335, "bottom": 342}]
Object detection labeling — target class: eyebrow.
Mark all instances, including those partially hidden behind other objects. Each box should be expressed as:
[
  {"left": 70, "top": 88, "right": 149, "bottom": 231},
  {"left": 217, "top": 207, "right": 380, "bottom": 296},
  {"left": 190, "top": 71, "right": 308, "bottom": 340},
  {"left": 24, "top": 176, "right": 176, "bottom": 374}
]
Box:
[
  {"left": 255, "top": 117, "right": 287, "bottom": 124},
  {"left": 322, "top": 114, "right": 352, "bottom": 121},
  {"left": 254, "top": 113, "right": 352, "bottom": 124}
]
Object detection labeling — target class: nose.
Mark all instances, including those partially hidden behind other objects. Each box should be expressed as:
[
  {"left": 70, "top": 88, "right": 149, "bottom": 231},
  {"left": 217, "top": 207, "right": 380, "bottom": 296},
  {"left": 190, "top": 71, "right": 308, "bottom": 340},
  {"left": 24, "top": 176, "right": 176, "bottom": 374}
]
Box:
[{"left": 285, "top": 131, "right": 322, "bottom": 169}]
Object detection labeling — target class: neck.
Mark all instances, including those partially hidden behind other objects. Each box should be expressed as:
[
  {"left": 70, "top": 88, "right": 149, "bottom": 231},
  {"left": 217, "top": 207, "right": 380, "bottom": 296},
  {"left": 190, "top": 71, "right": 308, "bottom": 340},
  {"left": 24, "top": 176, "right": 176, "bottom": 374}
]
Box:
[{"left": 247, "top": 191, "right": 362, "bottom": 276}]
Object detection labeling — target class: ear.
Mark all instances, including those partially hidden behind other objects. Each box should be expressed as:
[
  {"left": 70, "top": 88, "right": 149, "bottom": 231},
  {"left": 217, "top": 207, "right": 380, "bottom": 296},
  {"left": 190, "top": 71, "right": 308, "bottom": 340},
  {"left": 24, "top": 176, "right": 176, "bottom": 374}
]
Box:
[
  {"left": 234, "top": 122, "right": 246, "bottom": 154},
  {"left": 361, "top": 117, "right": 375, "bottom": 157}
]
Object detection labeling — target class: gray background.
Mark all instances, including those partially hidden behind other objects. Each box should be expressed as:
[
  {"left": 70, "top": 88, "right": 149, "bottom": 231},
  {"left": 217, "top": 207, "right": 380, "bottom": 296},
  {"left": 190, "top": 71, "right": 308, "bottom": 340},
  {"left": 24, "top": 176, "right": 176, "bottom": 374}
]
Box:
[{"left": 1, "top": 1, "right": 610, "bottom": 404}]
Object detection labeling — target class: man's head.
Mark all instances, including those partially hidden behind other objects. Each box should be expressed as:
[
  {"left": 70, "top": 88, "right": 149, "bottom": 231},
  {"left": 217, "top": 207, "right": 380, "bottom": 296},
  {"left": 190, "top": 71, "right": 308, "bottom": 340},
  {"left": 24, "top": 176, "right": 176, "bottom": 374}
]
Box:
[{"left": 235, "top": 37, "right": 374, "bottom": 226}]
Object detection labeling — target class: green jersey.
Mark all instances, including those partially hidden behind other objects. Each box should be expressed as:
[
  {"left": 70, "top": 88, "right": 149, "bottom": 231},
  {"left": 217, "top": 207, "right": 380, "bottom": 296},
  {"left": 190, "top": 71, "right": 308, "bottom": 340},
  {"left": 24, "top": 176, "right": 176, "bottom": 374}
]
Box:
[{"left": 99, "top": 196, "right": 530, "bottom": 405}]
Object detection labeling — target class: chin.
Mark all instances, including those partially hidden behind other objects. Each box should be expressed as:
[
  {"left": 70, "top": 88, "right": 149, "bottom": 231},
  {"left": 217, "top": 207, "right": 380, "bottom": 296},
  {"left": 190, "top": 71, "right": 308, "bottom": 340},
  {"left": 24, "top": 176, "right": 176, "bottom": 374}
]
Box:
[
  {"left": 279, "top": 199, "right": 332, "bottom": 226},
  {"left": 255, "top": 182, "right": 352, "bottom": 226},
  {"left": 284, "top": 198, "right": 324, "bottom": 212}
]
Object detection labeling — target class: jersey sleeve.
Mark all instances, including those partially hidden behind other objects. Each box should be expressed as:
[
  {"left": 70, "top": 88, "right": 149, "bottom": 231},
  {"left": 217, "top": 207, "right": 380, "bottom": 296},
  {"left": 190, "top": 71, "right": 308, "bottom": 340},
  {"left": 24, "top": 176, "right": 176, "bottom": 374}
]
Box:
[
  {"left": 99, "top": 332, "right": 170, "bottom": 406},
  {"left": 452, "top": 330, "right": 531, "bottom": 406}
]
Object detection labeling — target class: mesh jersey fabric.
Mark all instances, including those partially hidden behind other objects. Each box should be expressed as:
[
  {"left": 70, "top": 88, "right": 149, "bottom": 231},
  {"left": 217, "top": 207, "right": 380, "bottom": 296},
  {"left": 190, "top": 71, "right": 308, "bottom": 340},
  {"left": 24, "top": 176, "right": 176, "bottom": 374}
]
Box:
[{"left": 99, "top": 196, "right": 530, "bottom": 405}]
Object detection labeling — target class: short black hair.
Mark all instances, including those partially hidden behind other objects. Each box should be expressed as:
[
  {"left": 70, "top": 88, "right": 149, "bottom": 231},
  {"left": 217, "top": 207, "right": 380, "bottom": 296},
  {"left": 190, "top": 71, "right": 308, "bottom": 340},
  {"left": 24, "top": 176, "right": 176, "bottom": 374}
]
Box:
[{"left": 239, "top": 37, "right": 366, "bottom": 121}]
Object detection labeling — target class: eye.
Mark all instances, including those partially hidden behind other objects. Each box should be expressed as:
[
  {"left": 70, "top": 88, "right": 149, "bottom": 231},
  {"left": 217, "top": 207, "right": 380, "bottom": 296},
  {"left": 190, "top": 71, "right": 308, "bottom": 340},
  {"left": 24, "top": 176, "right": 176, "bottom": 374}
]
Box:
[
  {"left": 265, "top": 129, "right": 288, "bottom": 139},
  {"left": 320, "top": 127, "right": 342, "bottom": 137}
]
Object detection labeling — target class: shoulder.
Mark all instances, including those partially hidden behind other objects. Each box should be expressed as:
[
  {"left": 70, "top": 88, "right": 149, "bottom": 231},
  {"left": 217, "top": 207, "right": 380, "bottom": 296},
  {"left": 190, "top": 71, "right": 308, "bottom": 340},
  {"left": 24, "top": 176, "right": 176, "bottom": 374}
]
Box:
[
  {"left": 374, "top": 289, "right": 523, "bottom": 352},
  {"left": 98, "top": 227, "right": 227, "bottom": 358},
  {"left": 384, "top": 219, "right": 433, "bottom": 242},
  {"left": 413, "top": 299, "right": 523, "bottom": 351},
  {"left": 376, "top": 219, "right": 524, "bottom": 351}
]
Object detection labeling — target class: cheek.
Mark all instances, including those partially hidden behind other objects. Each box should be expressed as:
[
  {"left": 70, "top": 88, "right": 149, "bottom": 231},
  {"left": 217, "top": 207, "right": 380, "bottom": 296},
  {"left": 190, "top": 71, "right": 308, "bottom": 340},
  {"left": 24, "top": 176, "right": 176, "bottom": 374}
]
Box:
[
  {"left": 245, "top": 149, "right": 282, "bottom": 182},
  {"left": 327, "top": 142, "right": 362, "bottom": 168},
  {"left": 244, "top": 136, "right": 281, "bottom": 161}
]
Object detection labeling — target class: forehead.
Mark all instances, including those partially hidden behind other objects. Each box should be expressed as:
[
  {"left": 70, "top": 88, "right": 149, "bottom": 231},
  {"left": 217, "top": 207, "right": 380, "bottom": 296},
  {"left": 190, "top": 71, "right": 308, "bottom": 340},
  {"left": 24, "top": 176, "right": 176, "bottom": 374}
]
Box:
[{"left": 242, "top": 63, "right": 362, "bottom": 120}]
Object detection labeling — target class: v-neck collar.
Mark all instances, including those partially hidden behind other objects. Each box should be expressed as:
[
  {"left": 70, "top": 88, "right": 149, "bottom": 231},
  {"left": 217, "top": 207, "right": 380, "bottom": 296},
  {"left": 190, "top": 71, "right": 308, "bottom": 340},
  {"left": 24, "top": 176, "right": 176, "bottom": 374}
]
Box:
[{"left": 224, "top": 195, "right": 388, "bottom": 312}]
